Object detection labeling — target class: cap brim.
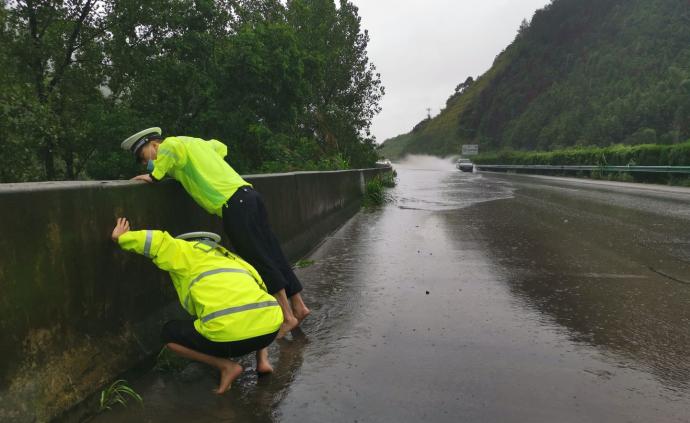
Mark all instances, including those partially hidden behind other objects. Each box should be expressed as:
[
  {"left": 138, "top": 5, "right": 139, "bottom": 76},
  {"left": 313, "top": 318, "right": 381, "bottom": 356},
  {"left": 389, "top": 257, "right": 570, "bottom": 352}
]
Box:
[{"left": 121, "top": 127, "right": 162, "bottom": 152}]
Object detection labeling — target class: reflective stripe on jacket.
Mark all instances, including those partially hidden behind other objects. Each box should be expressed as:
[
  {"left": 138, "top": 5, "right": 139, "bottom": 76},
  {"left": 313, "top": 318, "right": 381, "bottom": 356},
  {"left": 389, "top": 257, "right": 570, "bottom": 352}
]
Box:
[
  {"left": 118, "top": 230, "right": 282, "bottom": 342},
  {"left": 150, "top": 136, "right": 250, "bottom": 216}
]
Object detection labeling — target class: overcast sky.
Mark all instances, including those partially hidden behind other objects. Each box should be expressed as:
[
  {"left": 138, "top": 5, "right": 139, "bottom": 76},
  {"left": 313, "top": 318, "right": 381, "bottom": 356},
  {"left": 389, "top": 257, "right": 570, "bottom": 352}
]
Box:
[{"left": 350, "top": 0, "right": 551, "bottom": 142}]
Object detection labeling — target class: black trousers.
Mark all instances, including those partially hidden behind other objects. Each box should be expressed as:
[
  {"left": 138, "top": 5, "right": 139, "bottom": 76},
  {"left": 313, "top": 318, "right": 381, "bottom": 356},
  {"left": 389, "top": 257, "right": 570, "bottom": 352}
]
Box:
[
  {"left": 161, "top": 320, "right": 278, "bottom": 358},
  {"left": 222, "top": 186, "right": 303, "bottom": 297}
]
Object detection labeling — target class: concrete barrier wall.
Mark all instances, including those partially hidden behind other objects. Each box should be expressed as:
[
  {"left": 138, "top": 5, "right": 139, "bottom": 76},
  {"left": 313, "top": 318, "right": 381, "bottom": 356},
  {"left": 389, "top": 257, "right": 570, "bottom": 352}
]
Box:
[{"left": 0, "top": 167, "right": 389, "bottom": 422}]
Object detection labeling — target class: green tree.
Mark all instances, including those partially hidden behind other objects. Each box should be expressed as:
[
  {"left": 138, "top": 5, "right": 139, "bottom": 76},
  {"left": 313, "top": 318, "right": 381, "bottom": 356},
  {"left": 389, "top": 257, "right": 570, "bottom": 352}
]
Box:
[
  {"left": 286, "top": 0, "right": 383, "bottom": 167},
  {"left": 4, "top": 0, "right": 111, "bottom": 180},
  {"left": 0, "top": 0, "right": 384, "bottom": 181}
]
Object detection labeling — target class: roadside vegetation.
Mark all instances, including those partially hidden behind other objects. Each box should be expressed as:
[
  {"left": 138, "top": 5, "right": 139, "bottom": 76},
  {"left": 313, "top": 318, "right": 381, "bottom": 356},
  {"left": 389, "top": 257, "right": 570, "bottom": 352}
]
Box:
[
  {"left": 363, "top": 171, "right": 396, "bottom": 208},
  {"left": 473, "top": 142, "right": 690, "bottom": 185},
  {"left": 473, "top": 142, "right": 690, "bottom": 167},
  {"left": 0, "top": 0, "right": 384, "bottom": 182},
  {"left": 380, "top": 170, "right": 397, "bottom": 188}
]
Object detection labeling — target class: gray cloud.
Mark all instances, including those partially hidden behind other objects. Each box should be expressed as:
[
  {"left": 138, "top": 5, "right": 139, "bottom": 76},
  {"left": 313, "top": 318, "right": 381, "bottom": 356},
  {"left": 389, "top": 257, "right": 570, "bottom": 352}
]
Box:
[{"left": 351, "top": 0, "right": 551, "bottom": 142}]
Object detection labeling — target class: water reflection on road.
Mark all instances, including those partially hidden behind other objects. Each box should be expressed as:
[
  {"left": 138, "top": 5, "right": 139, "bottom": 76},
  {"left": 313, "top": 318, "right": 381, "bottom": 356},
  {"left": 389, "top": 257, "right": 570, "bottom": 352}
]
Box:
[{"left": 91, "top": 157, "right": 690, "bottom": 423}]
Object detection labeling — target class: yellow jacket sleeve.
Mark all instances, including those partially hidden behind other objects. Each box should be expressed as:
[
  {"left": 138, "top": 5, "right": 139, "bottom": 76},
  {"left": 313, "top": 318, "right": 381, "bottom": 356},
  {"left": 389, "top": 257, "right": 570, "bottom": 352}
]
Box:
[
  {"left": 118, "top": 230, "right": 191, "bottom": 275},
  {"left": 118, "top": 230, "right": 162, "bottom": 258},
  {"left": 151, "top": 138, "right": 186, "bottom": 180},
  {"left": 208, "top": 139, "right": 228, "bottom": 159}
]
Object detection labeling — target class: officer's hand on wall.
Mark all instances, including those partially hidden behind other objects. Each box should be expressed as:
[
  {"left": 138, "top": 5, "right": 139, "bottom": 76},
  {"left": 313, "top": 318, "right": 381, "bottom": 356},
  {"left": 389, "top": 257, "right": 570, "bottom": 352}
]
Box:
[
  {"left": 111, "top": 217, "right": 131, "bottom": 242},
  {"left": 131, "top": 174, "right": 153, "bottom": 183}
]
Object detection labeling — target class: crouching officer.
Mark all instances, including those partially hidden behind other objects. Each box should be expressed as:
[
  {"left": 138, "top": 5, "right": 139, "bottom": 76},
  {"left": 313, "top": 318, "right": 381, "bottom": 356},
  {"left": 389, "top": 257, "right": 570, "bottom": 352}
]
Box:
[{"left": 111, "top": 217, "right": 283, "bottom": 394}]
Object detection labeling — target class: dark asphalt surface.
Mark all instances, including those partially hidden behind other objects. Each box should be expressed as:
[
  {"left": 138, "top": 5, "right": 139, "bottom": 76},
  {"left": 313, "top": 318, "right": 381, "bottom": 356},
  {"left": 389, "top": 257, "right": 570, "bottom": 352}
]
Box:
[{"left": 91, "top": 157, "right": 690, "bottom": 423}]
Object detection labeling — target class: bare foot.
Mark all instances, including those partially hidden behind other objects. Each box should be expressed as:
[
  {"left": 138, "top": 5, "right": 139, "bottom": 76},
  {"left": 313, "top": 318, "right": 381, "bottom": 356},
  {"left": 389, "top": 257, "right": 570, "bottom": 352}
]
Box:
[
  {"left": 277, "top": 315, "right": 299, "bottom": 339},
  {"left": 289, "top": 326, "right": 307, "bottom": 339},
  {"left": 214, "top": 361, "right": 243, "bottom": 394},
  {"left": 290, "top": 294, "right": 311, "bottom": 324},
  {"left": 257, "top": 362, "right": 273, "bottom": 375},
  {"left": 293, "top": 306, "right": 311, "bottom": 324},
  {"left": 256, "top": 359, "right": 274, "bottom": 375},
  {"left": 256, "top": 348, "right": 273, "bottom": 375}
]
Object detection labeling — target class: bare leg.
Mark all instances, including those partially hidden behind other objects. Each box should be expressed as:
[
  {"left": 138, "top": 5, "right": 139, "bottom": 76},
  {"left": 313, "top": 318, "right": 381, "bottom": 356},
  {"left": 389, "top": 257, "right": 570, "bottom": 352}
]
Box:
[
  {"left": 166, "top": 343, "right": 242, "bottom": 394},
  {"left": 275, "top": 289, "right": 299, "bottom": 339},
  {"left": 290, "top": 293, "right": 311, "bottom": 324},
  {"left": 255, "top": 348, "right": 273, "bottom": 375}
]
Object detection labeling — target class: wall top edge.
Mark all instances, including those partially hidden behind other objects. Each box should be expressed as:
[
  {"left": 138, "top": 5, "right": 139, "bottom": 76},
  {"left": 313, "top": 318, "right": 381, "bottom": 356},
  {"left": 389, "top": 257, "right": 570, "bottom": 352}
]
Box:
[{"left": 0, "top": 166, "right": 391, "bottom": 193}]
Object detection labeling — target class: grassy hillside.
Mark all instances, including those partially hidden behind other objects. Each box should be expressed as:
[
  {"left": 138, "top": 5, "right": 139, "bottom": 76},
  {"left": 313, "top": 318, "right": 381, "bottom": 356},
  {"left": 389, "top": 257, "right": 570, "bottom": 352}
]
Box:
[{"left": 380, "top": 0, "right": 690, "bottom": 159}]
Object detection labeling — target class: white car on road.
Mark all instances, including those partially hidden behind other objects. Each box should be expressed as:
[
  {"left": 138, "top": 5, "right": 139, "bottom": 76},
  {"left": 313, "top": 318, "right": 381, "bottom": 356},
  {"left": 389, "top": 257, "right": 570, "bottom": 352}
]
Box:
[{"left": 456, "top": 158, "right": 474, "bottom": 172}]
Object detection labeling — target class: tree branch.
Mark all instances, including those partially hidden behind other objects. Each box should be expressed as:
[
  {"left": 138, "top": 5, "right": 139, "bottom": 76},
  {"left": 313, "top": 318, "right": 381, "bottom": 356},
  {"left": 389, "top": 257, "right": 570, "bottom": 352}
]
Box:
[
  {"left": 47, "top": 0, "right": 95, "bottom": 94},
  {"left": 74, "top": 145, "right": 98, "bottom": 177},
  {"left": 26, "top": 0, "right": 47, "bottom": 101}
]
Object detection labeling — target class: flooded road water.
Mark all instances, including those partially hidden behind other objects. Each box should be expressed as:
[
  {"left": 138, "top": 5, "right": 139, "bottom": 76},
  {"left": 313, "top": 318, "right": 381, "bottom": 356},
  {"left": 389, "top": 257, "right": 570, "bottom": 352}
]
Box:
[{"left": 91, "top": 157, "right": 690, "bottom": 422}]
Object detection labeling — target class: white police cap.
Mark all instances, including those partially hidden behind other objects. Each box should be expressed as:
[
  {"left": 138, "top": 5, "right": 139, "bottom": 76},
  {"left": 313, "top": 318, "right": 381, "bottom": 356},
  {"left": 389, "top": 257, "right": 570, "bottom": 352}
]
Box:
[{"left": 121, "top": 127, "right": 162, "bottom": 155}]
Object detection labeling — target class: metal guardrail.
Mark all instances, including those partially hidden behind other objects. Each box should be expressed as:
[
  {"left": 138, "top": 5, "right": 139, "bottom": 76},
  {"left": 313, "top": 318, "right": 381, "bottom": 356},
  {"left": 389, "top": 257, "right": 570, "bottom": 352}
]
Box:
[{"left": 474, "top": 164, "right": 690, "bottom": 174}]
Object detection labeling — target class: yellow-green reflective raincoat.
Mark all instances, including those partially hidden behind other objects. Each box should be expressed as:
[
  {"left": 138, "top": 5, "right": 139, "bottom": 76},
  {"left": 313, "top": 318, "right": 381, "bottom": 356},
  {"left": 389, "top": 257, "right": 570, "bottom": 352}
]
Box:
[
  {"left": 118, "top": 230, "right": 283, "bottom": 342},
  {"left": 150, "top": 136, "right": 250, "bottom": 217}
]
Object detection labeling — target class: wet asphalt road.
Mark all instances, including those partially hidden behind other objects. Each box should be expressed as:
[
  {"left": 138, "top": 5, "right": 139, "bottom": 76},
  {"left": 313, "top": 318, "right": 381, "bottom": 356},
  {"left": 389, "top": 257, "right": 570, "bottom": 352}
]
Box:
[{"left": 91, "top": 157, "right": 690, "bottom": 423}]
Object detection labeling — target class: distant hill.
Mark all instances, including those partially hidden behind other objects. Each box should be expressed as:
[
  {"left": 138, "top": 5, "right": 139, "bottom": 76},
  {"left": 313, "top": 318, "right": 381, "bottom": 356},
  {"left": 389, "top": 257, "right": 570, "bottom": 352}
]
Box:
[{"left": 379, "top": 0, "right": 690, "bottom": 160}]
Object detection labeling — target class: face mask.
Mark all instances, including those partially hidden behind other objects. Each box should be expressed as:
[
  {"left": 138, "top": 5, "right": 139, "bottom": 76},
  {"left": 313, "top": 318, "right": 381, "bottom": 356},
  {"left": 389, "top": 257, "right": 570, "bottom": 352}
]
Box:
[{"left": 146, "top": 160, "right": 155, "bottom": 172}]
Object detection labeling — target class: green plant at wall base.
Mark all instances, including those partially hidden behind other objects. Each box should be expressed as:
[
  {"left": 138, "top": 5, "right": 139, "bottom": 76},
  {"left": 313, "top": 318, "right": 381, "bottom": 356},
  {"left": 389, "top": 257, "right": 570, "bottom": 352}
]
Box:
[
  {"left": 363, "top": 175, "right": 393, "bottom": 208},
  {"left": 379, "top": 171, "right": 397, "bottom": 188},
  {"left": 294, "top": 259, "right": 316, "bottom": 269},
  {"left": 99, "top": 380, "right": 143, "bottom": 412},
  {"left": 153, "top": 346, "right": 189, "bottom": 373}
]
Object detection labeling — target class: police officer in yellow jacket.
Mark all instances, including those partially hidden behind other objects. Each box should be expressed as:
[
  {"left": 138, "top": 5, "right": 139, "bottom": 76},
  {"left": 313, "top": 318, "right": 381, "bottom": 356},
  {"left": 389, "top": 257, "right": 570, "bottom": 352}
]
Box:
[
  {"left": 111, "top": 217, "right": 283, "bottom": 394},
  {"left": 121, "top": 128, "right": 309, "bottom": 338}
]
